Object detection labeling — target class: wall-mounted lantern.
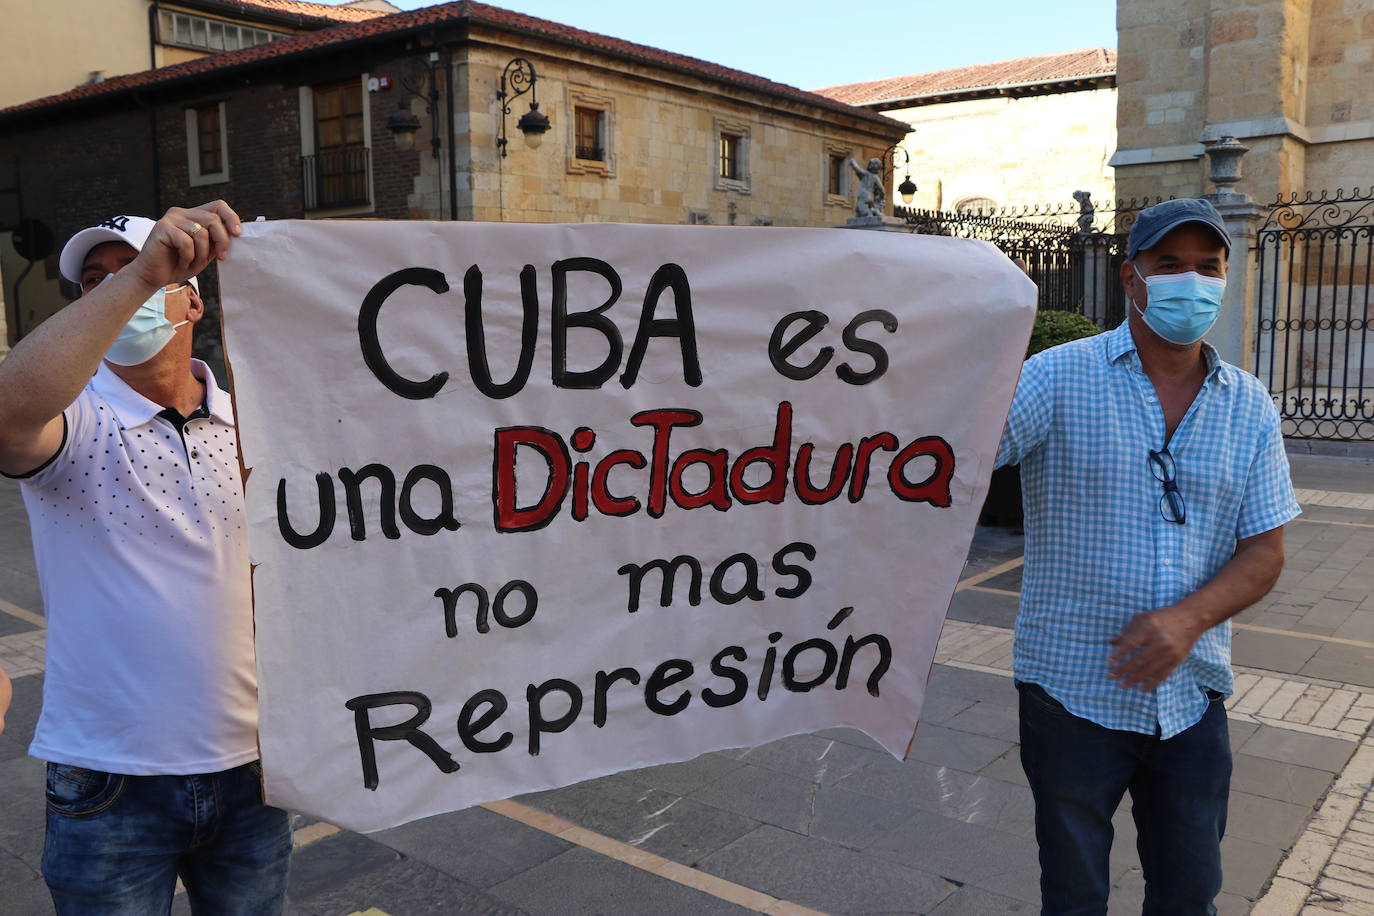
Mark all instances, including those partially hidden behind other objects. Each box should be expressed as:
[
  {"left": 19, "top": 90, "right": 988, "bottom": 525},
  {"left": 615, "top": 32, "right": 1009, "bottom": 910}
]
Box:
[{"left": 497, "top": 57, "right": 551, "bottom": 156}]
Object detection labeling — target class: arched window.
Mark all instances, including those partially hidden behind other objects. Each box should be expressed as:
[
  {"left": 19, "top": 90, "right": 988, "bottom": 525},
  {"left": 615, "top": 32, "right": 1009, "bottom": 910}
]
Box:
[{"left": 954, "top": 196, "right": 998, "bottom": 214}]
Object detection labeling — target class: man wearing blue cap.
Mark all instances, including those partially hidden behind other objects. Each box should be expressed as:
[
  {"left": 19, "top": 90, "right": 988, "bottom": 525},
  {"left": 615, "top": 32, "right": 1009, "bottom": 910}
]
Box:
[
  {"left": 0, "top": 201, "right": 291, "bottom": 913},
  {"left": 995, "top": 198, "right": 1299, "bottom": 914}
]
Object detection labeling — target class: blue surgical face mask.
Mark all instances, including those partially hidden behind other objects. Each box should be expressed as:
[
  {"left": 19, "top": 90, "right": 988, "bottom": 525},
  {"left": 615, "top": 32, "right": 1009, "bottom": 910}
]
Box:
[
  {"left": 1132, "top": 265, "right": 1225, "bottom": 345},
  {"left": 102, "top": 276, "right": 191, "bottom": 366}
]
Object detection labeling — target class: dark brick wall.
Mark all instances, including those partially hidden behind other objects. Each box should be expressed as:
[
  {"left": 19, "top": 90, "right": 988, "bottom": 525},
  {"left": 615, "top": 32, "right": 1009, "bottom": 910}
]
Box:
[
  {"left": 369, "top": 55, "right": 428, "bottom": 220},
  {"left": 2, "top": 56, "right": 427, "bottom": 364},
  {"left": 159, "top": 83, "right": 308, "bottom": 221},
  {"left": 0, "top": 103, "right": 158, "bottom": 344},
  {"left": 154, "top": 81, "right": 315, "bottom": 374},
  {"left": 2, "top": 104, "right": 159, "bottom": 263},
  {"left": 155, "top": 60, "right": 426, "bottom": 223}
]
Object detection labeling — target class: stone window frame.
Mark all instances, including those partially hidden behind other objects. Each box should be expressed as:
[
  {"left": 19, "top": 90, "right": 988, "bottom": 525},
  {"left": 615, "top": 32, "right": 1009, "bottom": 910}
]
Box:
[
  {"left": 953, "top": 195, "right": 998, "bottom": 214},
  {"left": 823, "top": 144, "right": 852, "bottom": 208},
  {"left": 297, "top": 74, "right": 376, "bottom": 217},
  {"left": 565, "top": 85, "right": 615, "bottom": 178},
  {"left": 186, "top": 100, "right": 229, "bottom": 187},
  {"left": 713, "top": 117, "right": 751, "bottom": 195}
]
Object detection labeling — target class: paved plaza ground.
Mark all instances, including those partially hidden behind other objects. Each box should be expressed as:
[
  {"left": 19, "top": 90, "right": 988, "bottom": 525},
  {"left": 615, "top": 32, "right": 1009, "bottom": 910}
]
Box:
[{"left": 1, "top": 451, "right": 1372, "bottom": 915}]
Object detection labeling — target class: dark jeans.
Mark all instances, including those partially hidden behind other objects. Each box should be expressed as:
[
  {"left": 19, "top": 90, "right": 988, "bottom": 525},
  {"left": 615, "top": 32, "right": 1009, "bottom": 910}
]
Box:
[
  {"left": 42, "top": 760, "right": 291, "bottom": 915},
  {"left": 1017, "top": 681, "right": 1231, "bottom": 916}
]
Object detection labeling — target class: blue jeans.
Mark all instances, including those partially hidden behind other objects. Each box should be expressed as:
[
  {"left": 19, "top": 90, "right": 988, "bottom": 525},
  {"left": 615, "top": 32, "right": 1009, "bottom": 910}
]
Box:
[
  {"left": 1017, "top": 681, "right": 1230, "bottom": 916},
  {"left": 42, "top": 760, "right": 291, "bottom": 915}
]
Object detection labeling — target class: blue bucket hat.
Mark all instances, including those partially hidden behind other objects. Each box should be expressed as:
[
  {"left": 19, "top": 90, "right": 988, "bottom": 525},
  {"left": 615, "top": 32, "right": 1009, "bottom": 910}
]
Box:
[{"left": 1127, "top": 199, "right": 1232, "bottom": 261}]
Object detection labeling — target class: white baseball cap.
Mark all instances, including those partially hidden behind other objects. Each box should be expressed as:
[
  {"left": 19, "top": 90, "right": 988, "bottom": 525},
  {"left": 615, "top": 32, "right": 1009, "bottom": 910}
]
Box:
[{"left": 59, "top": 215, "right": 198, "bottom": 291}]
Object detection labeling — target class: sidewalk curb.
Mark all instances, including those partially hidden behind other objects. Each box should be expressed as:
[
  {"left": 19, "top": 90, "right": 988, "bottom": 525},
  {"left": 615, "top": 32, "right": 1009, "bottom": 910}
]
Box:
[{"left": 1253, "top": 739, "right": 1374, "bottom": 915}]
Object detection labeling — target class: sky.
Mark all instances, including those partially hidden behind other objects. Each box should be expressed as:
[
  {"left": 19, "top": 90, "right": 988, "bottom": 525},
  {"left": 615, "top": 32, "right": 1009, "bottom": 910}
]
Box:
[{"left": 382, "top": 1, "right": 1117, "bottom": 91}]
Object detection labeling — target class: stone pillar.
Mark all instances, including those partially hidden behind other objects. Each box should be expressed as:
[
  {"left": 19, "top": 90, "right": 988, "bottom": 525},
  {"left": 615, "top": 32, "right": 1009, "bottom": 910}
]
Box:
[
  {"left": 1203, "top": 137, "right": 1265, "bottom": 370},
  {"left": 1206, "top": 196, "right": 1265, "bottom": 369},
  {"left": 1078, "top": 234, "right": 1114, "bottom": 328}
]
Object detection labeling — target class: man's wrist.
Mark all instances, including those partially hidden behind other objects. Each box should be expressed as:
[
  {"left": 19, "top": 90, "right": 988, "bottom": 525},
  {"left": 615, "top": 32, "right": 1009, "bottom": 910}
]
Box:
[
  {"left": 120, "top": 257, "right": 168, "bottom": 296},
  {"left": 93, "top": 266, "right": 161, "bottom": 317},
  {"left": 1158, "top": 600, "right": 1212, "bottom": 641}
]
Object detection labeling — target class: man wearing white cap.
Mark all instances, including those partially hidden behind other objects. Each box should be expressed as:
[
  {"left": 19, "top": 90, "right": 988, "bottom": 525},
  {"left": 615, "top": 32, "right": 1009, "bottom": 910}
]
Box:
[{"left": 0, "top": 201, "right": 291, "bottom": 913}]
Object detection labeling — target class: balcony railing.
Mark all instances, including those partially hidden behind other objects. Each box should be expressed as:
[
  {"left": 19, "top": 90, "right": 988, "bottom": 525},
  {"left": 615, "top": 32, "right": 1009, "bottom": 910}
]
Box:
[
  {"left": 302, "top": 147, "right": 370, "bottom": 210},
  {"left": 575, "top": 145, "right": 604, "bottom": 162}
]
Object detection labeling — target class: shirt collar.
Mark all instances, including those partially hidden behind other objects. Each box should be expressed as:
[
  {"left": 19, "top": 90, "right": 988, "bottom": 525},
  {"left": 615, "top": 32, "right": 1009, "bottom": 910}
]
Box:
[
  {"left": 197, "top": 360, "right": 237, "bottom": 426},
  {"left": 90, "top": 359, "right": 236, "bottom": 430},
  {"left": 1104, "top": 320, "right": 1229, "bottom": 386}
]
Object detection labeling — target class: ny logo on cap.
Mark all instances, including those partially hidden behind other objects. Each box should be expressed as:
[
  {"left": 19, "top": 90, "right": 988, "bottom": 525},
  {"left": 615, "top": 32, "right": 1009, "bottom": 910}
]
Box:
[{"left": 98, "top": 216, "right": 130, "bottom": 231}]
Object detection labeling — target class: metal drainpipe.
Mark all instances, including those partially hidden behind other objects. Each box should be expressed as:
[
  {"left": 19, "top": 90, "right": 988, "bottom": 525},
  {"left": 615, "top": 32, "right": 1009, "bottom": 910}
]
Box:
[
  {"left": 136, "top": 94, "right": 163, "bottom": 215},
  {"left": 148, "top": 1, "right": 159, "bottom": 68},
  {"left": 445, "top": 45, "right": 457, "bottom": 221},
  {"left": 146, "top": 3, "right": 163, "bottom": 213}
]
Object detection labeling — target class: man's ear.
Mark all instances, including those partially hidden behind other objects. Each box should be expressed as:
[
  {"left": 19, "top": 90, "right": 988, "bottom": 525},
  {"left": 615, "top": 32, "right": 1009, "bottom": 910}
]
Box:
[
  {"left": 1120, "top": 259, "right": 1143, "bottom": 300},
  {"left": 186, "top": 285, "right": 206, "bottom": 323}
]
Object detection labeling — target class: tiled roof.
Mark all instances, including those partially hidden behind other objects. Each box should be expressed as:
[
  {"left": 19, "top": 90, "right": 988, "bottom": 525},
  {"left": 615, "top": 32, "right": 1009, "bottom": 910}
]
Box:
[
  {"left": 0, "top": 0, "right": 905, "bottom": 131},
  {"left": 814, "top": 47, "right": 1117, "bottom": 107},
  {"left": 207, "top": 0, "right": 390, "bottom": 23}
]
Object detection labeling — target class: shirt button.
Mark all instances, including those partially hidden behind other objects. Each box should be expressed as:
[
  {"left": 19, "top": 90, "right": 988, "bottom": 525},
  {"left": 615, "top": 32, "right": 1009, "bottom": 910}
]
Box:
[
  {"left": 1162, "top": 558, "right": 1172, "bottom": 566},
  {"left": 191, "top": 447, "right": 200, "bottom": 459}
]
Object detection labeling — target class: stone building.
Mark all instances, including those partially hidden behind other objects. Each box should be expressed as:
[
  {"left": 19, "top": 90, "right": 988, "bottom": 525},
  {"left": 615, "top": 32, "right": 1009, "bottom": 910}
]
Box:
[
  {"left": 815, "top": 48, "right": 1118, "bottom": 213},
  {"left": 0, "top": 1, "right": 907, "bottom": 357},
  {"left": 1113, "top": 0, "right": 1374, "bottom": 446},
  {"left": 0, "top": 0, "right": 397, "bottom": 110},
  {"left": 1113, "top": 0, "right": 1373, "bottom": 202},
  {"left": 0, "top": 0, "right": 400, "bottom": 355}
]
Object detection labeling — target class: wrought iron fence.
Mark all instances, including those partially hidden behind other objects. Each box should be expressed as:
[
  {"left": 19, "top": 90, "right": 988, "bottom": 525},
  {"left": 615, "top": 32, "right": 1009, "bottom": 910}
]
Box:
[
  {"left": 1255, "top": 188, "right": 1374, "bottom": 441},
  {"left": 896, "top": 195, "right": 1167, "bottom": 329},
  {"left": 302, "top": 147, "right": 371, "bottom": 211}
]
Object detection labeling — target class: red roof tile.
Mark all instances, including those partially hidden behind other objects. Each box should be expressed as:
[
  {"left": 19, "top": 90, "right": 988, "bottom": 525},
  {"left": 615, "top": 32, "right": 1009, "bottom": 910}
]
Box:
[
  {"left": 814, "top": 48, "right": 1117, "bottom": 107},
  {"left": 0, "top": 1, "right": 904, "bottom": 131}
]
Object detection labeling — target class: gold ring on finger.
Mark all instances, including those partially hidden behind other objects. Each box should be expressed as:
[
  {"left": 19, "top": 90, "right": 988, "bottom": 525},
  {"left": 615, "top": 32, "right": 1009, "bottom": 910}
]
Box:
[{"left": 187, "top": 222, "right": 204, "bottom": 236}]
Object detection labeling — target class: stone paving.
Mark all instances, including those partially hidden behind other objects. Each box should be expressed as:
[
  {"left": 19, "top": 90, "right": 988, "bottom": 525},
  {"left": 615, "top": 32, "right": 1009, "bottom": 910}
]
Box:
[
  {"left": 936, "top": 616, "right": 1374, "bottom": 742},
  {"left": 0, "top": 629, "right": 43, "bottom": 679},
  {"left": 0, "top": 452, "right": 1371, "bottom": 914}
]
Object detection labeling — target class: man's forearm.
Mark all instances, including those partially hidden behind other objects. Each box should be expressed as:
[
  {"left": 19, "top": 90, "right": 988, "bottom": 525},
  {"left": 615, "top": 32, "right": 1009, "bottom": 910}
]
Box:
[
  {"left": 0, "top": 268, "right": 158, "bottom": 435},
  {"left": 0, "top": 201, "right": 239, "bottom": 442},
  {"left": 1172, "top": 529, "right": 1286, "bottom": 637},
  {"left": 1109, "top": 526, "right": 1286, "bottom": 690}
]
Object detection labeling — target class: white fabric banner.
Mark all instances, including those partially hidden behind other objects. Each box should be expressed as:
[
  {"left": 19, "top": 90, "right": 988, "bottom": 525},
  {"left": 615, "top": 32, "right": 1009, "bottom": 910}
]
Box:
[{"left": 219, "top": 220, "right": 1035, "bottom": 833}]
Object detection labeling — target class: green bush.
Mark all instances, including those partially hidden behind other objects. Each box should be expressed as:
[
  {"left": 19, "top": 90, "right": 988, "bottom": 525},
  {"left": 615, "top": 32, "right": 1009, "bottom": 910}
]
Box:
[{"left": 1027, "top": 310, "right": 1100, "bottom": 359}]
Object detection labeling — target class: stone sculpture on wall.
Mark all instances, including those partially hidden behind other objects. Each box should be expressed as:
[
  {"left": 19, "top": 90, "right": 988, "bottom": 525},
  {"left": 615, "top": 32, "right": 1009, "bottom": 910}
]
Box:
[{"left": 849, "top": 157, "right": 886, "bottom": 219}]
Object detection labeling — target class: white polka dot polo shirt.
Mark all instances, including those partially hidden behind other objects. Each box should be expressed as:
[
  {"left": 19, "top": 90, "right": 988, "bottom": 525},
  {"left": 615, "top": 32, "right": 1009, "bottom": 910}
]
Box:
[{"left": 15, "top": 360, "right": 259, "bottom": 775}]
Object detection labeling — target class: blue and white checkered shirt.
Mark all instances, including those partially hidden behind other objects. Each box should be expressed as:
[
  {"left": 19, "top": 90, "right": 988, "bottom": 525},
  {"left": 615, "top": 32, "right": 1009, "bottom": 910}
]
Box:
[{"left": 996, "top": 321, "right": 1300, "bottom": 738}]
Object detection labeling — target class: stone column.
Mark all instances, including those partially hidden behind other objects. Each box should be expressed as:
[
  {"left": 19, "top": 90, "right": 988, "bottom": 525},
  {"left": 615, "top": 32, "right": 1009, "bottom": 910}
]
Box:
[
  {"left": 1203, "top": 137, "right": 1266, "bottom": 370},
  {"left": 1079, "top": 238, "right": 1114, "bottom": 328},
  {"left": 1206, "top": 196, "right": 1265, "bottom": 369}
]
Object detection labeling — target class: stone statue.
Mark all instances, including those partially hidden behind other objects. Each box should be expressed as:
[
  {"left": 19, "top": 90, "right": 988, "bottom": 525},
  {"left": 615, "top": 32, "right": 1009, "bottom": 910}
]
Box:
[
  {"left": 1073, "top": 189, "right": 1095, "bottom": 232},
  {"left": 848, "top": 157, "right": 885, "bottom": 219}
]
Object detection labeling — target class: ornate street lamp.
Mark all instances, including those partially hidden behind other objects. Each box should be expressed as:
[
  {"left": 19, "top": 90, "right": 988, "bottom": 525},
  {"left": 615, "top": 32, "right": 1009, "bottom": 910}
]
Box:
[
  {"left": 386, "top": 107, "right": 422, "bottom": 151},
  {"left": 885, "top": 144, "right": 918, "bottom": 206},
  {"left": 386, "top": 51, "right": 442, "bottom": 159},
  {"left": 497, "top": 57, "right": 551, "bottom": 156}
]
